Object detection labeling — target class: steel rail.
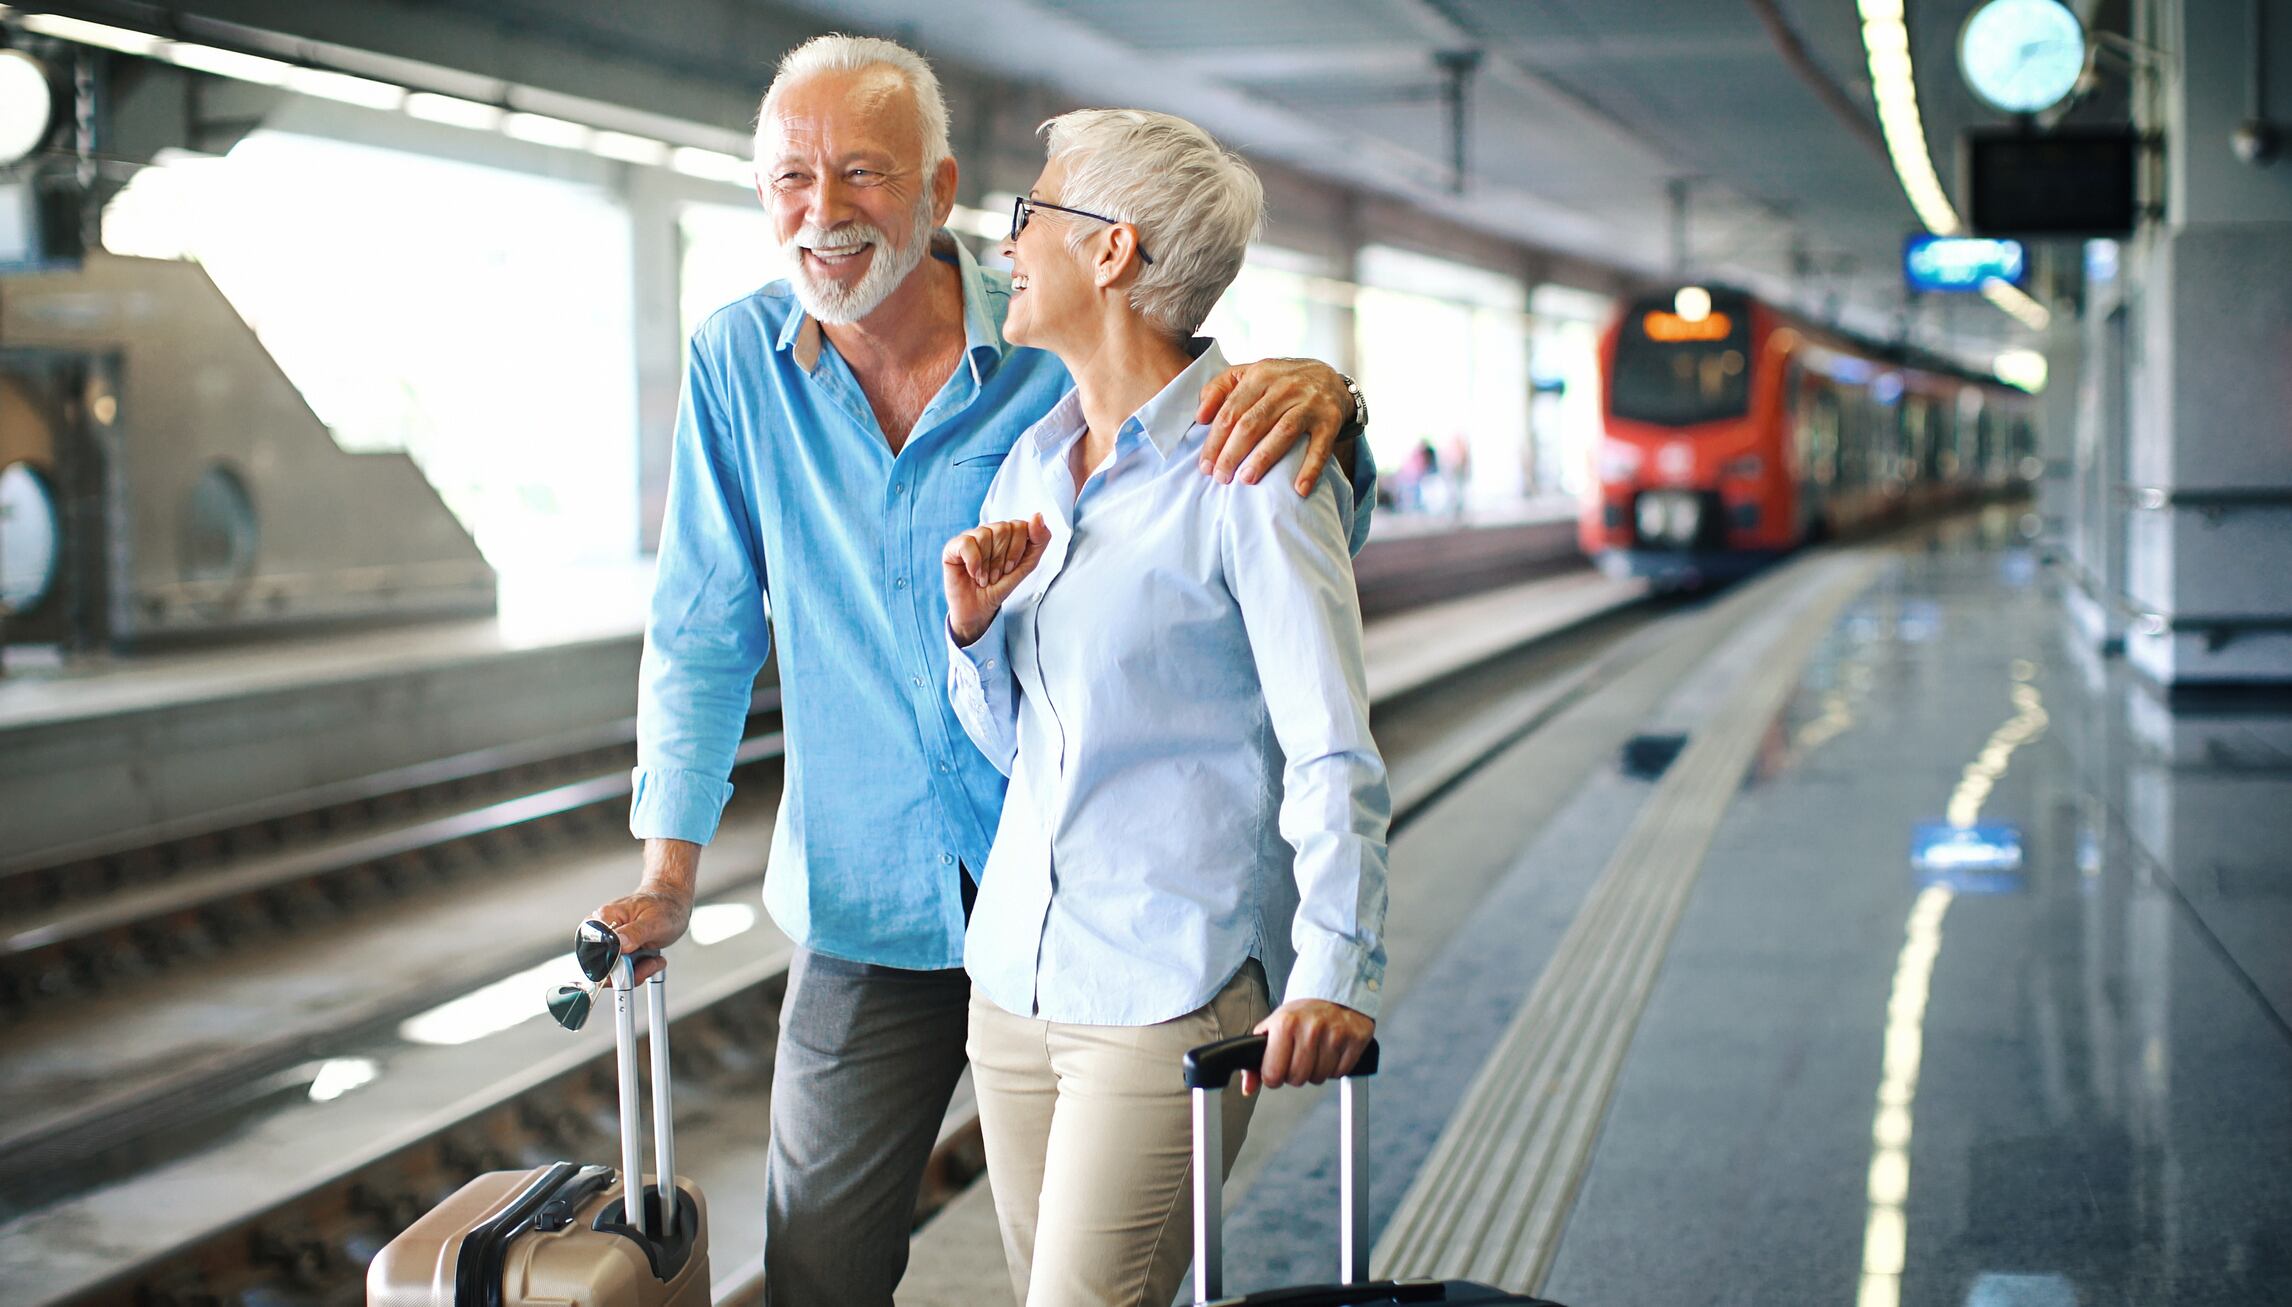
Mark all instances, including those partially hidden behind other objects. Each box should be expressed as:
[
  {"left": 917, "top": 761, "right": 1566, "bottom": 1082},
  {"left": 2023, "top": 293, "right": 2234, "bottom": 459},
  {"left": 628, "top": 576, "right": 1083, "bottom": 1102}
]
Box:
[
  {"left": 0, "top": 690, "right": 779, "bottom": 913},
  {"left": 0, "top": 732, "right": 783, "bottom": 1015}
]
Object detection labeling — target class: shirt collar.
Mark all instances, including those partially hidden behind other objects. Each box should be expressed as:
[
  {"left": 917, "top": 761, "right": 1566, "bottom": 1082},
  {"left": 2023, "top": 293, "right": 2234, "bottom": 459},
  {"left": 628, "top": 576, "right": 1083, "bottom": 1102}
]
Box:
[
  {"left": 1131, "top": 338, "right": 1226, "bottom": 459},
  {"left": 1021, "top": 337, "right": 1227, "bottom": 459},
  {"left": 775, "top": 230, "right": 1009, "bottom": 383}
]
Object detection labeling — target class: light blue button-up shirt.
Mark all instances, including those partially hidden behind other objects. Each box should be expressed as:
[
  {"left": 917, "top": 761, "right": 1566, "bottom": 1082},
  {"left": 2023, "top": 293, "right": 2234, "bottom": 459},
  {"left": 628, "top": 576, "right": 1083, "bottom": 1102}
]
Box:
[
  {"left": 633, "top": 236, "right": 1373, "bottom": 973},
  {"left": 947, "top": 342, "right": 1390, "bottom": 1026},
  {"left": 631, "top": 236, "right": 1072, "bottom": 969}
]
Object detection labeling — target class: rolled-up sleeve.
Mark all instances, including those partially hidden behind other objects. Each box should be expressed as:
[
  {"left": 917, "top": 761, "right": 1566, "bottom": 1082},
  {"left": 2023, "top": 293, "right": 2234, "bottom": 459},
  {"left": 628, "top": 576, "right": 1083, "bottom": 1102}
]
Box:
[
  {"left": 1221, "top": 459, "right": 1391, "bottom": 1017},
  {"left": 946, "top": 612, "right": 1018, "bottom": 776},
  {"left": 630, "top": 343, "right": 773, "bottom": 845}
]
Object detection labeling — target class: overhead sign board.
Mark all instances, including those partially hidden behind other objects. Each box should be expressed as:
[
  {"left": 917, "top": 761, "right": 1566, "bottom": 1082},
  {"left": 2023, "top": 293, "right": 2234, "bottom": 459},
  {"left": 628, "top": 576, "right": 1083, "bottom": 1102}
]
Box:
[{"left": 1904, "top": 235, "right": 2028, "bottom": 293}]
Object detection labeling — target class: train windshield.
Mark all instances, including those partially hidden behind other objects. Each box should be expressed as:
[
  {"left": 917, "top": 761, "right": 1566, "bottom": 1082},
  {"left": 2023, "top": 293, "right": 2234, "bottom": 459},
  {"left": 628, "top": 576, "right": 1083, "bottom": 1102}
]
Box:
[{"left": 1610, "top": 292, "right": 1754, "bottom": 426}]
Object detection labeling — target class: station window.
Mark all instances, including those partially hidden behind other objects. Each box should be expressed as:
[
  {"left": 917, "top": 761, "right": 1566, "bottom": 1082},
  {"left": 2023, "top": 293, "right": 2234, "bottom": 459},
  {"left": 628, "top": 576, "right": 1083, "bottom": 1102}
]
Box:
[
  {"left": 1527, "top": 284, "right": 1613, "bottom": 500},
  {"left": 102, "top": 131, "right": 640, "bottom": 568},
  {"left": 1200, "top": 246, "right": 1351, "bottom": 369},
  {"left": 1353, "top": 245, "right": 1531, "bottom": 516},
  {"left": 679, "top": 202, "right": 786, "bottom": 347}
]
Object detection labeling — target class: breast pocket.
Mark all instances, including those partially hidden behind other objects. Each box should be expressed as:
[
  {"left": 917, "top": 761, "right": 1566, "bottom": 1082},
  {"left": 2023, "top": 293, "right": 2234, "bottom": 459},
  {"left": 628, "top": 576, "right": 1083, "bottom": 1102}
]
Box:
[{"left": 952, "top": 447, "right": 1014, "bottom": 470}]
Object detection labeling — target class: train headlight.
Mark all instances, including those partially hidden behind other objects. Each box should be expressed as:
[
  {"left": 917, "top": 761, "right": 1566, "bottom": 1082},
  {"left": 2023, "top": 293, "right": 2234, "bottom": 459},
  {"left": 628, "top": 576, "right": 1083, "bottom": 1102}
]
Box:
[
  {"left": 1635, "top": 491, "right": 1704, "bottom": 545},
  {"left": 1669, "top": 494, "right": 1703, "bottom": 540},
  {"left": 1635, "top": 494, "right": 1669, "bottom": 542},
  {"left": 1597, "top": 439, "right": 1644, "bottom": 484}
]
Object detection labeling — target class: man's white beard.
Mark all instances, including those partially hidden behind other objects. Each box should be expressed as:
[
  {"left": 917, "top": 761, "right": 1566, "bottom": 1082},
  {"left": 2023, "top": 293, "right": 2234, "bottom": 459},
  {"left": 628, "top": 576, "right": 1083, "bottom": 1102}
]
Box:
[{"left": 783, "top": 188, "right": 937, "bottom": 326}]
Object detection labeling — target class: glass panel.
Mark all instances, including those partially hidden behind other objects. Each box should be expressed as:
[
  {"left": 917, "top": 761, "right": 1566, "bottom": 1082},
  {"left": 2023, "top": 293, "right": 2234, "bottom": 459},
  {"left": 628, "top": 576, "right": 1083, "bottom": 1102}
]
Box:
[
  {"left": 1608, "top": 292, "right": 1752, "bottom": 427},
  {"left": 103, "top": 132, "right": 639, "bottom": 567}
]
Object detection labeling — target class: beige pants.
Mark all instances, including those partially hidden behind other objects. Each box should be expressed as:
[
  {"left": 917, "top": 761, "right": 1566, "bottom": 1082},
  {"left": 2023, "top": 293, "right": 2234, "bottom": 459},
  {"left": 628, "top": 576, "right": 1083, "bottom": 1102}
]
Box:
[{"left": 966, "top": 963, "right": 1272, "bottom": 1307}]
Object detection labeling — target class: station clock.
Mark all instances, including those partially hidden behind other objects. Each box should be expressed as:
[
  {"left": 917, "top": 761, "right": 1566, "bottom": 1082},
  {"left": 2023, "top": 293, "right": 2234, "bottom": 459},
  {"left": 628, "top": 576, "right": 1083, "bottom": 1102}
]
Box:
[
  {"left": 0, "top": 48, "right": 57, "bottom": 167},
  {"left": 1957, "top": 0, "right": 2087, "bottom": 116}
]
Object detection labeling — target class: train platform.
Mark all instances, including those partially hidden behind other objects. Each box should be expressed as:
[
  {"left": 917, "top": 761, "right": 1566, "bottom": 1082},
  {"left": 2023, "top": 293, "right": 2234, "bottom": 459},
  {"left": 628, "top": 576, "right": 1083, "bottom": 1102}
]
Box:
[{"left": 897, "top": 513, "right": 2291, "bottom": 1306}]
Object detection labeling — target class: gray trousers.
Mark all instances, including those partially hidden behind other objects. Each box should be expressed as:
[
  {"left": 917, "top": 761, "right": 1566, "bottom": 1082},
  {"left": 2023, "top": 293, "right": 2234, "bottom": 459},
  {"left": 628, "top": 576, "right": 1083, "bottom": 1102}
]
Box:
[{"left": 763, "top": 945, "right": 972, "bottom": 1306}]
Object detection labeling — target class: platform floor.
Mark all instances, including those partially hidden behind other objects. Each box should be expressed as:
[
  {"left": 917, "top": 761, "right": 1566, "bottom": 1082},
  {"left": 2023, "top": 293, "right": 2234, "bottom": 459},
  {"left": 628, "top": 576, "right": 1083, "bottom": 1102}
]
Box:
[{"left": 1168, "top": 515, "right": 2288, "bottom": 1305}]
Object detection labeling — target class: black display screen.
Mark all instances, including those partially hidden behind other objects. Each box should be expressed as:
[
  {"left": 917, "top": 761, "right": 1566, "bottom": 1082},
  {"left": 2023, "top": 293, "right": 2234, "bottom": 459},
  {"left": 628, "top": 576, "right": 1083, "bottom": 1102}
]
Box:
[{"left": 1964, "top": 128, "right": 2139, "bottom": 237}]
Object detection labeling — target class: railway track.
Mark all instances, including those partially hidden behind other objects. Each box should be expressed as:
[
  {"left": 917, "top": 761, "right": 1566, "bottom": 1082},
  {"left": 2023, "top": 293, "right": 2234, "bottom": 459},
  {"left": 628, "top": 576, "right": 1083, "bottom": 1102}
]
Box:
[
  {"left": 2, "top": 571, "right": 1657, "bottom": 1306},
  {"left": 0, "top": 697, "right": 780, "bottom": 1015}
]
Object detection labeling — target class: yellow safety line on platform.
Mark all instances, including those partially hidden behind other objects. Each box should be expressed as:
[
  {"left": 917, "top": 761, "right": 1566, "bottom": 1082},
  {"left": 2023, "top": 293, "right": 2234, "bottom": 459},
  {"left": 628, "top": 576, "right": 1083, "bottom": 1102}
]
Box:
[
  {"left": 1856, "top": 662, "right": 2047, "bottom": 1307},
  {"left": 1371, "top": 550, "right": 1885, "bottom": 1292}
]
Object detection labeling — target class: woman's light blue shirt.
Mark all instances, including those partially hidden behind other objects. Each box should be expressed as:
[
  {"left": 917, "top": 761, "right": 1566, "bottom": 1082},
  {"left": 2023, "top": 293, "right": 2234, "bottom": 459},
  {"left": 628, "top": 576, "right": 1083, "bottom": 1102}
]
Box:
[{"left": 948, "top": 342, "right": 1391, "bottom": 1026}]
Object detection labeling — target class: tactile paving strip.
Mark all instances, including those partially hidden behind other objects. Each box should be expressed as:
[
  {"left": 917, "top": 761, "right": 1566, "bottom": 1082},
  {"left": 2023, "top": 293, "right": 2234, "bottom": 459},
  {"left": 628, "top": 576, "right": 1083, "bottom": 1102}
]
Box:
[{"left": 1371, "top": 550, "right": 1884, "bottom": 1291}]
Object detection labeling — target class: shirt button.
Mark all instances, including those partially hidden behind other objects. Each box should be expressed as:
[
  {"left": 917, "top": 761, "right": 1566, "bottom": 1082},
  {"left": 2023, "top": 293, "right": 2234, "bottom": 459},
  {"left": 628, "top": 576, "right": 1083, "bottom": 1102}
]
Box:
[
  {"left": 940, "top": 853, "right": 954, "bottom": 865},
  {"left": 1367, "top": 978, "right": 1382, "bottom": 992},
  {"left": 893, "top": 483, "right": 905, "bottom": 495},
  {"left": 938, "top": 762, "right": 951, "bottom": 774},
  {"left": 911, "top": 675, "right": 926, "bottom": 688},
  {"left": 983, "top": 660, "right": 997, "bottom": 671},
  {"left": 894, "top": 577, "right": 908, "bottom": 589}
]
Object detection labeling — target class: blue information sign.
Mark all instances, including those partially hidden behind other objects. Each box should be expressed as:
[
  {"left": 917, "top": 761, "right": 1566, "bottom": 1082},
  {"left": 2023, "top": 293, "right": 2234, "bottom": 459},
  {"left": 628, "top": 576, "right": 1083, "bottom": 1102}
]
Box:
[
  {"left": 1910, "top": 821, "right": 2027, "bottom": 894},
  {"left": 1903, "top": 235, "right": 2028, "bottom": 292}
]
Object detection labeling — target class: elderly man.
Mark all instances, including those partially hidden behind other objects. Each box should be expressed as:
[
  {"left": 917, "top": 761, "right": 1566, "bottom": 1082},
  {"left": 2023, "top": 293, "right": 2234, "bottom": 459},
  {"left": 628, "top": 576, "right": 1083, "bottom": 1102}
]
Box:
[{"left": 593, "top": 34, "right": 1369, "bottom": 1306}]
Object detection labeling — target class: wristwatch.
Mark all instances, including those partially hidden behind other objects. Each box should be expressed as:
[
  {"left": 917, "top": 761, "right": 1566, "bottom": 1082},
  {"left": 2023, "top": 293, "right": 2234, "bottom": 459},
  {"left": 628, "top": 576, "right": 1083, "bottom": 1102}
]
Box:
[{"left": 1339, "top": 374, "right": 1369, "bottom": 433}]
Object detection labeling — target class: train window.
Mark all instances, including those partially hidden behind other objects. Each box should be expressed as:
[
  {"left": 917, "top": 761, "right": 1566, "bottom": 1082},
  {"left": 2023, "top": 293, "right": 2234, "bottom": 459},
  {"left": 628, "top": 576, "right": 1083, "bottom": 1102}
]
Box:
[{"left": 1610, "top": 290, "right": 1753, "bottom": 426}]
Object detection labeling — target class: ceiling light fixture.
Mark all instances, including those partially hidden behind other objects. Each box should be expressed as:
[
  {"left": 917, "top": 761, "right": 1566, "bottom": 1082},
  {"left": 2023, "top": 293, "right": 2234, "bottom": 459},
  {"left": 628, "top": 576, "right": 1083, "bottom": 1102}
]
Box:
[
  {"left": 1860, "top": 0, "right": 2055, "bottom": 334},
  {"left": 1981, "top": 279, "right": 2052, "bottom": 330},
  {"left": 1858, "top": 0, "right": 1960, "bottom": 235},
  {"left": 12, "top": 12, "right": 167, "bottom": 57}
]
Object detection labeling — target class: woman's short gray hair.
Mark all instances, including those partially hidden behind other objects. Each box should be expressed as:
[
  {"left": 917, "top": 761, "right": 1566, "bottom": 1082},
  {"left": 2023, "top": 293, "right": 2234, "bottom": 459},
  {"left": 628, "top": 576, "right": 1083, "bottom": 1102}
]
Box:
[
  {"left": 1040, "top": 109, "right": 1264, "bottom": 338},
  {"left": 756, "top": 34, "right": 952, "bottom": 173}
]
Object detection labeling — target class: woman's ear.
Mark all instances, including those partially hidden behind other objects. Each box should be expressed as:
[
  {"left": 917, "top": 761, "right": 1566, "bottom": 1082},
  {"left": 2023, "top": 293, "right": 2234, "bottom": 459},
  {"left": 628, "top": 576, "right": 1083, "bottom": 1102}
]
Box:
[{"left": 1094, "top": 224, "right": 1146, "bottom": 288}]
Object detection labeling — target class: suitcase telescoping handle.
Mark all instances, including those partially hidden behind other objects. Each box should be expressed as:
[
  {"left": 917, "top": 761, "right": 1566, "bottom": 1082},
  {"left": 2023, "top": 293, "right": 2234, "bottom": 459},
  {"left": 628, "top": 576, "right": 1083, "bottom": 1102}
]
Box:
[
  {"left": 1182, "top": 1034, "right": 1383, "bottom": 1304},
  {"left": 607, "top": 949, "right": 677, "bottom": 1243}
]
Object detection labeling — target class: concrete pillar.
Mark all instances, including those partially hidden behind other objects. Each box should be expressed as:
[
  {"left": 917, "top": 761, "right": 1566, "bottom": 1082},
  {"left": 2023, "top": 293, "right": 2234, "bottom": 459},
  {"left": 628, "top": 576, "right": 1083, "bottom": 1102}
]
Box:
[
  {"left": 2109, "top": 0, "right": 2292, "bottom": 687},
  {"left": 625, "top": 167, "right": 687, "bottom": 554}
]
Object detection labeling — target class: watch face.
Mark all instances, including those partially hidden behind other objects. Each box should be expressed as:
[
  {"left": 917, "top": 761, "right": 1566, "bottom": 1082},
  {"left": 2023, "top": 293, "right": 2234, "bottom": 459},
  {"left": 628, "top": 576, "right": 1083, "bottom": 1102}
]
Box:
[{"left": 1959, "top": 0, "right": 2086, "bottom": 115}]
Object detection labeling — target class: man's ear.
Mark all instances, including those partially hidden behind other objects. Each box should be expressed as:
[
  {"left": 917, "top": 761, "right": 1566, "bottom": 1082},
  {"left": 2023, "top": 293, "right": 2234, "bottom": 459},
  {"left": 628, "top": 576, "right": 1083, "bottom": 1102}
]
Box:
[{"left": 931, "top": 156, "right": 960, "bottom": 226}]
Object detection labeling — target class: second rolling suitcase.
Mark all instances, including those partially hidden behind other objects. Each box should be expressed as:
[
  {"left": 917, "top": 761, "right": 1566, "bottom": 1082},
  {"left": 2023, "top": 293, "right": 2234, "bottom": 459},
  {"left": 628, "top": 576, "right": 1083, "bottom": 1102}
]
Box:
[{"left": 1181, "top": 1035, "right": 1564, "bottom": 1307}]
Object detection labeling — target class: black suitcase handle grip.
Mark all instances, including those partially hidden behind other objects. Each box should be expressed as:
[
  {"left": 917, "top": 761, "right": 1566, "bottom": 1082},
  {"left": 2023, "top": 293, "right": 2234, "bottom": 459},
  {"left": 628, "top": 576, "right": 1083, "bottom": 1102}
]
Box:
[{"left": 1183, "top": 1034, "right": 1381, "bottom": 1090}]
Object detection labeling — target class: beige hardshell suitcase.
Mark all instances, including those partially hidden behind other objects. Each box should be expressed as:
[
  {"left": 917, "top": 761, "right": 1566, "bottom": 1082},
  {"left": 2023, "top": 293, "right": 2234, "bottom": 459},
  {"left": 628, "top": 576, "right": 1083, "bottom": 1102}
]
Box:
[{"left": 369, "top": 960, "right": 709, "bottom": 1307}]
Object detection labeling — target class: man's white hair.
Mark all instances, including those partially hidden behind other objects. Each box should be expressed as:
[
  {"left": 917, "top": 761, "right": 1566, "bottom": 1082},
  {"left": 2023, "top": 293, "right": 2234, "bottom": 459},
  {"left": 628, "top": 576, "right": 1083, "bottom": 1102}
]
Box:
[
  {"left": 1039, "top": 109, "right": 1264, "bottom": 338},
  {"left": 754, "top": 34, "right": 953, "bottom": 173}
]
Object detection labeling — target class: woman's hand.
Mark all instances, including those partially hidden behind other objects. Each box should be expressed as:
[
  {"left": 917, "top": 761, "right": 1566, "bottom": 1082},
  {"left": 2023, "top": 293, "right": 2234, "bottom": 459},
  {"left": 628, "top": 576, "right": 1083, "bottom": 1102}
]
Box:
[
  {"left": 943, "top": 515, "right": 1053, "bottom": 645},
  {"left": 1242, "top": 998, "right": 1376, "bottom": 1095}
]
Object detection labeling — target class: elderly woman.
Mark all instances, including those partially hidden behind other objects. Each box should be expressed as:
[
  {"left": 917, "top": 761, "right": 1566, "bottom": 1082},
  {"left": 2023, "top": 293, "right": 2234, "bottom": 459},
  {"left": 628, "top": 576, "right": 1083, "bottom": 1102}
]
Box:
[{"left": 940, "top": 109, "right": 1389, "bottom": 1307}]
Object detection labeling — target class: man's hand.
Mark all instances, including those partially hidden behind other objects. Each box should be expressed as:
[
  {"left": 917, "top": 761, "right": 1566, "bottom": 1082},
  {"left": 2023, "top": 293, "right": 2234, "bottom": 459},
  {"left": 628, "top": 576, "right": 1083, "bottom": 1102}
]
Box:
[
  {"left": 1194, "top": 358, "right": 1357, "bottom": 496},
  {"left": 1240, "top": 998, "right": 1376, "bottom": 1096},
  {"left": 943, "top": 515, "right": 1053, "bottom": 645},
  {"left": 594, "top": 838, "right": 701, "bottom": 983}
]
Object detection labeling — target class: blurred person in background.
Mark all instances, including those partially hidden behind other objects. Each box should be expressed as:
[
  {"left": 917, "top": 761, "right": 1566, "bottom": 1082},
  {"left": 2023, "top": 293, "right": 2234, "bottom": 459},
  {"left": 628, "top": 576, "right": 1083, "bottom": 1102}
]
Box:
[
  {"left": 941, "top": 108, "right": 1387, "bottom": 1307},
  {"left": 588, "top": 34, "right": 1371, "bottom": 1307}
]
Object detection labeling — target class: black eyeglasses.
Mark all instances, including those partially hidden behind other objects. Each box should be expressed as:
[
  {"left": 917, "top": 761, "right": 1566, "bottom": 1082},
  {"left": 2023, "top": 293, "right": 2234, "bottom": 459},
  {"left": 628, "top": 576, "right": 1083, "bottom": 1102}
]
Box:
[{"left": 1009, "top": 195, "right": 1154, "bottom": 264}]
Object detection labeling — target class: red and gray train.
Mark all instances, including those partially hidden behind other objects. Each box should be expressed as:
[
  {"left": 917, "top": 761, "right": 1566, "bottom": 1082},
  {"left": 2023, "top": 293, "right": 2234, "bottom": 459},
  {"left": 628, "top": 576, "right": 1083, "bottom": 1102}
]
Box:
[{"left": 1579, "top": 285, "right": 2039, "bottom": 583}]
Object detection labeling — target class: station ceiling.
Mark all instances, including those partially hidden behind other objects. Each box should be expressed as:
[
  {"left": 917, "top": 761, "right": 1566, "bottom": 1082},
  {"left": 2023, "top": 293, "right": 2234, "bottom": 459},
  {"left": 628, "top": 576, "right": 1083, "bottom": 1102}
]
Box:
[{"left": 783, "top": 0, "right": 2045, "bottom": 354}]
